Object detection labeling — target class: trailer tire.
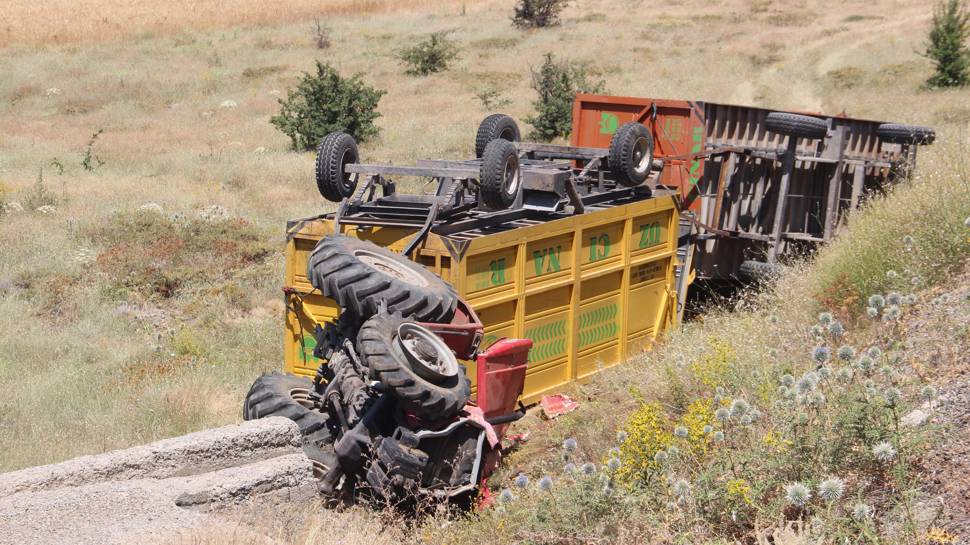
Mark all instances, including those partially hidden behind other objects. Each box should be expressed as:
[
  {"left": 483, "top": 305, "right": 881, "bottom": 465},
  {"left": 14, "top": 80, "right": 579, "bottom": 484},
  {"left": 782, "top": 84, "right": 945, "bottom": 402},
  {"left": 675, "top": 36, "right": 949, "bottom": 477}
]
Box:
[
  {"left": 358, "top": 311, "right": 471, "bottom": 420},
  {"left": 764, "top": 112, "right": 828, "bottom": 139},
  {"left": 243, "top": 371, "right": 334, "bottom": 441},
  {"left": 738, "top": 260, "right": 782, "bottom": 280},
  {"left": 475, "top": 114, "right": 520, "bottom": 158},
  {"left": 608, "top": 122, "right": 655, "bottom": 187},
  {"left": 307, "top": 235, "right": 458, "bottom": 323},
  {"left": 479, "top": 139, "right": 521, "bottom": 210},
  {"left": 315, "top": 132, "right": 360, "bottom": 202},
  {"left": 876, "top": 123, "right": 935, "bottom": 145}
]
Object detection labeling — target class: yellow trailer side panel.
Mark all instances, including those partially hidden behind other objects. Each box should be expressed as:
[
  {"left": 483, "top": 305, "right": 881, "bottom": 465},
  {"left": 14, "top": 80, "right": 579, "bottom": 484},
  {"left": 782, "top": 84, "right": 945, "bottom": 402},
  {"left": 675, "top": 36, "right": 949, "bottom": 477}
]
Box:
[{"left": 284, "top": 195, "right": 682, "bottom": 404}]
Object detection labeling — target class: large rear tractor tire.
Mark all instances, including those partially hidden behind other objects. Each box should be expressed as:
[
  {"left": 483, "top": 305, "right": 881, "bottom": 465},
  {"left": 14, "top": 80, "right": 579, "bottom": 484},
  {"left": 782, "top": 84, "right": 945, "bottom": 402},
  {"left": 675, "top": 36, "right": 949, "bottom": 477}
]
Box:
[
  {"left": 358, "top": 311, "right": 471, "bottom": 420},
  {"left": 608, "top": 122, "right": 655, "bottom": 187},
  {"left": 243, "top": 371, "right": 334, "bottom": 444},
  {"left": 765, "top": 112, "right": 828, "bottom": 139},
  {"left": 307, "top": 235, "right": 458, "bottom": 323},
  {"left": 315, "top": 132, "right": 360, "bottom": 202},
  {"left": 479, "top": 139, "right": 521, "bottom": 210},
  {"left": 475, "top": 114, "right": 520, "bottom": 158}
]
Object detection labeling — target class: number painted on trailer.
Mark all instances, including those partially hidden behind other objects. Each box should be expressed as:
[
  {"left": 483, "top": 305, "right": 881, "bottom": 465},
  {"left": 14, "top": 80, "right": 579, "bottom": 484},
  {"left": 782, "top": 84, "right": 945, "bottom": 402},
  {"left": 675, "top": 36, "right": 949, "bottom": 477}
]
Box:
[
  {"left": 488, "top": 258, "right": 506, "bottom": 286},
  {"left": 589, "top": 234, "right": 611, "bottom": 262},
  {"left": 638, "top": 222, "right": 662, "bottom": 248}
]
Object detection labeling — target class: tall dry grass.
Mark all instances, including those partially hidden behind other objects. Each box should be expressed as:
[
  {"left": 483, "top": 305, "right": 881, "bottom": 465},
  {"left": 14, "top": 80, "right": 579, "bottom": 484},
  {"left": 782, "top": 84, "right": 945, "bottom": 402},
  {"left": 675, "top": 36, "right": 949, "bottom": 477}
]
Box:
[{"left": 0, "top": 0, "right": 478, "bottom": 48}]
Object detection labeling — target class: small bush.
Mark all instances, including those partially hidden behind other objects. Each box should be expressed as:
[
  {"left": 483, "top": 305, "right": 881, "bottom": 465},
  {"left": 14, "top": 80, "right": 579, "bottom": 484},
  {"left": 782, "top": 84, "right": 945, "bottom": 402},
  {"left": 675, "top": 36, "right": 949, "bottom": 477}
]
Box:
[
  {"left": 22, "top": 169, "right": 57, "bottom": 211},
  {"left": 312, "top": 19, "right": 331, "bottom": 50},
  {"left": 399, "top": 32, "right": 459, "bottom": 76},
  {"left": 512, "top": 0, "right": 569, "bottom": 29},
  {"left": 924, "top": 0, "right": 970, "bottom": 88},
  {"left": 270, "top": 61, "right": 386, "bottom": 151},
  {"left": 475, "top": 87, "right": 512, "bottom": 110},
  {"left": 524, "top": 53, "right": 605, "bottom": 141}
]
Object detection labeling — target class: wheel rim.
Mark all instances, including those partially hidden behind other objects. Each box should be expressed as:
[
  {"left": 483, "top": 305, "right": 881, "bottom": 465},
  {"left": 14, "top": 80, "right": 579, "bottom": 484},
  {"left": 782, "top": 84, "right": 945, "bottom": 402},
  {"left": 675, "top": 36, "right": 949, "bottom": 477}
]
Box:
[
  {"left": 502, "top": 155, "right": 520, "bottom": 197},
  {"left": 354, "top": 249, "right": 429, "bottom": 287},
  {"left": 339, "top": 148, "right": 359, "bottom": 194},
  {"left": 632, "top": 136, "right": 652, "bottom": 175},
  {"left": 289, "top": 387, "right": 314, "bottom": 410},
  {"left": 396, "top": 322, "right": 459, "bottom": 382}
]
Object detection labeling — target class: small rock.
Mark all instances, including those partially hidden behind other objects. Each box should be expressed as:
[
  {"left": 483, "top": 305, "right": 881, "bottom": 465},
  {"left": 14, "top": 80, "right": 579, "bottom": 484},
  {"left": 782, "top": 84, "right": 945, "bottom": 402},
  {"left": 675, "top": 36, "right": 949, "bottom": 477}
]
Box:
[
  {"left": 219, "top": 99, "right": 237, "bottom": 109},
  {"left": 197, "top": 205, "right": 230, "bottom": 222},
  {"left": 35, "top": 204, "right": 57, "bottom": 215},
  {"left": 3, "top": 201, "right": 24, "bottom": 213},
  {"left": 901, "top": 408, "right": 930, "bottom": 428},
  {"left": 138, "top": 202, "right": 164, "bottom": 214}
]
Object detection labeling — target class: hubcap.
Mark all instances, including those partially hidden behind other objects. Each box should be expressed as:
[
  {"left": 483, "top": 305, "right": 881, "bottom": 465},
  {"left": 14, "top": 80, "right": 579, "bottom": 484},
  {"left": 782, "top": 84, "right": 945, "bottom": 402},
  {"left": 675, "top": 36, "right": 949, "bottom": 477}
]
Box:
[
  {"left": 339, "top": 148, "right": 359, "bottom": 193},
  {"left": 632, "top": 136, "right": 652, "bottom": 175},
  {"left": 502, "top": 156, "right": 520, "bottom": 197},
  {"left": 355, "top": 249, "right": 429, "bottom": 286},
  {"left": 396, "top": 322, "right": 459, "bottom": 382}
]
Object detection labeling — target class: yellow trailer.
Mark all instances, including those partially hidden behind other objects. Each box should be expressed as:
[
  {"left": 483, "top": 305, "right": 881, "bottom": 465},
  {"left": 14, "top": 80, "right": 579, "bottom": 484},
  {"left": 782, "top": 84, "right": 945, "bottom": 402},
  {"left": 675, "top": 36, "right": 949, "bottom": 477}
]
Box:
[{"left": 283, "top": 192, "right": 684, "bottom": 404}]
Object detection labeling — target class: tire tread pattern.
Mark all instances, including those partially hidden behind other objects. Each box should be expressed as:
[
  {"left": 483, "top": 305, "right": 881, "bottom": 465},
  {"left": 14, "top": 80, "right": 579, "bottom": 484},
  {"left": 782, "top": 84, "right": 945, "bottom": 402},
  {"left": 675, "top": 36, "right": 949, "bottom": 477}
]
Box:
[{"left": 358, "top": 312, "right": 470, "bottom": 420}]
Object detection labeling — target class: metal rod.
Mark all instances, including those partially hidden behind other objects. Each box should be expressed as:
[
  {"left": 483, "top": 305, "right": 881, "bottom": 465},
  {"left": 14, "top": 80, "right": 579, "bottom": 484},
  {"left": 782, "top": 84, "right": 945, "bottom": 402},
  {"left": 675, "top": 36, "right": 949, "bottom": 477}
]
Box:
[{"left": 767, "top": 137, "right": 798, "bottom": 263}]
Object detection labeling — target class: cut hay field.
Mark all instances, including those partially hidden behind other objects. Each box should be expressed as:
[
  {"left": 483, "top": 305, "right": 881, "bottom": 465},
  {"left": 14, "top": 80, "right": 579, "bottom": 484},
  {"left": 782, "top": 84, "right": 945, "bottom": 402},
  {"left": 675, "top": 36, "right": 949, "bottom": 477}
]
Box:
[{"left": 1, "top": 0, "right": 969, "bottom": 543}]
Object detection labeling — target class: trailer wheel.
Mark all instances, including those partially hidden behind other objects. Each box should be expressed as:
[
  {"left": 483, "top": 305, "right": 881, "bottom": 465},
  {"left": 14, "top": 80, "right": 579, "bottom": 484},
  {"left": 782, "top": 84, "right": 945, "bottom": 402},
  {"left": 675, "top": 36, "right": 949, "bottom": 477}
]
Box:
[
  {"left": 315, "top": 132, "right": 360, "bottom": 202},
  {"left": 243, "top": 371, "right": 334, "bottom": 441},
  {"left": 738, "top": 260, "right": 782, "bottom": 281},
  {"left": 358, "top": 311, "right": 471, "bottom": 420},
  {"left": 475, "top": 114, "right": 520, "bottom": 158},
  {"left": 307, "top": 235, "right": 458, "bottom": 323},
  {"left": 608, "top": 122, "right": 655, "bottom": 187},
  {"left": 876, "top": 123, "right": 935, "bottom": 145},
  {"left": 479, "top": 139, "right": 521, "bottom": 210},
  {"left": 764, "top": 112, "right": 828, "bottom": 139}
]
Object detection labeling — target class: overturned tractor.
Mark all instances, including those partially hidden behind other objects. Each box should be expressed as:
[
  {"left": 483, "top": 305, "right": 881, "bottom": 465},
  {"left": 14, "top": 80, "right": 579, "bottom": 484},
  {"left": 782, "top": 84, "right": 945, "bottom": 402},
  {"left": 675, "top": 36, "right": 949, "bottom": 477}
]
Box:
[{"left": 244, "top": 234, "right": 530, "bottom": 504}]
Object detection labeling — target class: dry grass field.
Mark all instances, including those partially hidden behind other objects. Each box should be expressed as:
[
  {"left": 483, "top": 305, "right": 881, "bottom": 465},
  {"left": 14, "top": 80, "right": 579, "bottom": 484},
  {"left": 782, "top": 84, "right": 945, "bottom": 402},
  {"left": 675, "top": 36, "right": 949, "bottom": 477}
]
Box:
[{"left": 1, "top": 0, "right": 968, "bottom": 543}]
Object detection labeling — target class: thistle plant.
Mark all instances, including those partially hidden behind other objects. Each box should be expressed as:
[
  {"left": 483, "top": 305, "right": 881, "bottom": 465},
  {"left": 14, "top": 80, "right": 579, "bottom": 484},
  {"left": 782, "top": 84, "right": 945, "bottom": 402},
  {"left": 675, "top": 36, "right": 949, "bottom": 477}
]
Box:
[
  {"left": 514, "top": 474, "right": 529, "bottom": 488},
  {"left": 781, "top": 374, "right": 796, "bottom": 387},
  {"left": 883, "top": 305, "right": 901, "bottom": 321},
  {"left": 886, "top": 270, "right": 898, "bottom": 279},
  {"left": 784, "top": 482, "right": 812, "bottom": 507},
  {"left": 672, "top": 478, "right": 691, "bottom": 499},
  {"left": 538, "top": 475, "right": 553, "bottom": 491},
  {"left": 884, "top": 387, "right": 902, "bottom": 407},
  {"left": 813, "top": 346, "right": 831, "bottom": 363},
  {"left": 868, "top": 347, "right": 882, "bottom": 359},
  {"left": 499, "top": 489, "right": 515, "bottom": 503},
  {"left": 653, "top": 450, "right": 668, "bottom": 464},
  {"left": 581, "top": 462, "right": 596, "bottom": 475},
  {"left": 867, "top": 307, "right": 879, "bottom": 318},
  {"left": 818, "top": 311, "right": 833, "bottom": 325},
  {"left": 674, "top": 426, "right": 689, "bottom": 438},
  {"left": 887, "top": 292, "right": 902, "bottom": 306},
  {"left": 713, "top": 431, "right": 725, "bottom": 442},
  {"left": 730, "top": 398, "right": 750, "bottom": 418},
  {"left": 868, "top": 294, "right": 886, "bottom": 309},
  {"left": 715, "top": 408, "right": 730, "bottom": 422},
  {"left": 828, "top": 321, "right": 844, "bottom": 338},
  {"left": 851, "top": 502, "right": 874, "bottom": 521},
  {"left": 817, "top": 477, "right": 845, "bottom": 502},
  {"left": 837, "top": 345, "right": 856, "bottom": 361},
  {"left": 921, "top": 385, "right": 937, "bottom": 401},
  {"left": 607, "top": 457, "right": 621, "bottom": 471},
  {"left": 872, "top": 441, "right": 897, "bottom": 462}
]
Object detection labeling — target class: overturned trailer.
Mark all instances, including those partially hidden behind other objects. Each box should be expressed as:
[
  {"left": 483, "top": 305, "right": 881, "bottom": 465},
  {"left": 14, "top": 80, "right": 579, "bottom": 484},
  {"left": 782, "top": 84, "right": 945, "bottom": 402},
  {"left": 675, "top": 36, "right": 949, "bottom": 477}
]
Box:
[{"left": 570, "top": 94, "right": 935, "bottom": 279}]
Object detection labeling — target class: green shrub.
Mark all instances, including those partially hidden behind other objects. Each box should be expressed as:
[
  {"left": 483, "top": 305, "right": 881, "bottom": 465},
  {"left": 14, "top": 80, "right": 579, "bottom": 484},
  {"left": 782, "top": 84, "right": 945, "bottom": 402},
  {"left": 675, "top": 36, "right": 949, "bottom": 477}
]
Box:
[
  {"left": 512, "top": 0, "right": 569, "bottom": 29},
  {"left": 399, "top": 32, "right": 459, "bottom": 76},
  {"left": 270, "top": 61, "right": 386, "bottom": 151},
  {"left": 524, "top": 53, "right": 604, "bottom": 141},
  {"left": 924, "top": 0, "right": 970, "bottom": 88}
]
